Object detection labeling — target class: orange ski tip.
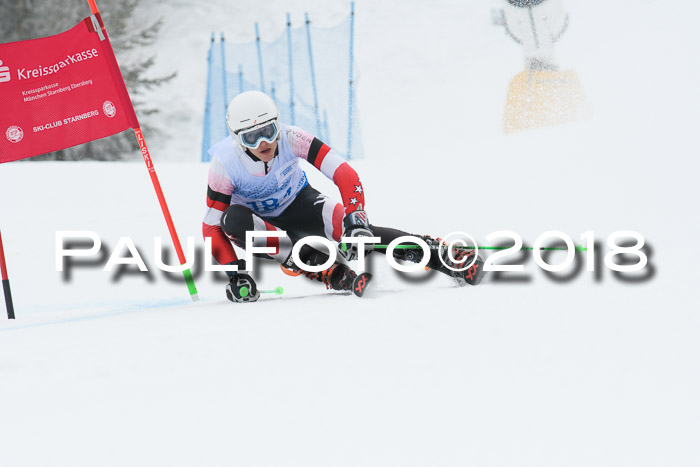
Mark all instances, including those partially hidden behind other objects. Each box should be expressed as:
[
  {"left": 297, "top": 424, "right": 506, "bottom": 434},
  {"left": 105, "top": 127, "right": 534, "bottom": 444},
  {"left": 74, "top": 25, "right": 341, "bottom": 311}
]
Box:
[{"left": 280, "top": 264, "right": 302, "bottom": 277}]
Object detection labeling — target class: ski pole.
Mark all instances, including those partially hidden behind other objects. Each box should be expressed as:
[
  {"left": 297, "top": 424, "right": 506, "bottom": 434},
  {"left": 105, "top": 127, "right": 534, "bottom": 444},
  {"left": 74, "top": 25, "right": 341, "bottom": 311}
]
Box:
[
  {"left": 341, "top": 243, "right": 587, "bottom": 252},
  {"left": 239, "top": 286, "right": 284, "bottom": 297},
  {"left": 369, "top": 245, "right": 587, "bottom": 252}
]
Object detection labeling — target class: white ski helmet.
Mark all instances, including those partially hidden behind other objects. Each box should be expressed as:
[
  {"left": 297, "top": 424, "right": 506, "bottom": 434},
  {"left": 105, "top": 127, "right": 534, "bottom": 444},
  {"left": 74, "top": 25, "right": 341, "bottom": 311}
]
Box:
[{"left": 226, "top": 90, "right": 281, "bottom": 150}]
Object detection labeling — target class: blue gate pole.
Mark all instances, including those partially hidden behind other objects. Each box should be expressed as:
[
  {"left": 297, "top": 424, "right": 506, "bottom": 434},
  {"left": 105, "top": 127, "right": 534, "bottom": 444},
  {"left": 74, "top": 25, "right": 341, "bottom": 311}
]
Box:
[
  {"left": 255, "top": 22, "right": 266, "bottom": 93},
  {"left": 238, "top": 64, "right": 244, "bottom": 94},
  {"left": 201, "top": 33, "right": 215, "bottom": 162},
  {"left": 305, "top": 12, "right": 322, "bottom": 137},
  {"left": 271, "top": 81, "right": 277, "bottom": 105},
  {"left": 286, "top": 13, "right": 295, "bottom": 125},
  {"left": 347, "top": 2, "right": 356, "bottom": 159},
  {"left": 220, "top": 33, "right": 229, "bottom": 137},
  {"left": 323, "top": 109, "right": 331, "bottom": 145}
]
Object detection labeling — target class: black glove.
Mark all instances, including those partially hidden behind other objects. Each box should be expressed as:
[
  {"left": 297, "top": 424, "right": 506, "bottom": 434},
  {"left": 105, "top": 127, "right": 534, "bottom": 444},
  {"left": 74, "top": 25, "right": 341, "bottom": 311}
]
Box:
[
  {"left": 338, "top": 210, "right": 374, "bottom": 261},
  {"left": 225, "top": 261, "right": 260, "bottom": 303}
]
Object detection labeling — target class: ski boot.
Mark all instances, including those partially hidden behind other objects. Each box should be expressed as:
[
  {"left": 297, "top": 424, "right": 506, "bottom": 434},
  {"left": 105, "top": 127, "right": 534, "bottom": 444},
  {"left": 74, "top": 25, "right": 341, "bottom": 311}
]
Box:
[
  {"left": 280, "top": 246, "right": 372, "bottom": 297},
  {"left": 394, "top": 235, "right": 485, "bottom": 286}
]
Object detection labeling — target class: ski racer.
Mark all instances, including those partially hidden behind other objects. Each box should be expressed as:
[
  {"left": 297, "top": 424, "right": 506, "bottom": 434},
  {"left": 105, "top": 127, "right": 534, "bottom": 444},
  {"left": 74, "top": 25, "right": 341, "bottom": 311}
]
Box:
[{"left": 203, "top": 90, "right": 483, "bottom": 302}]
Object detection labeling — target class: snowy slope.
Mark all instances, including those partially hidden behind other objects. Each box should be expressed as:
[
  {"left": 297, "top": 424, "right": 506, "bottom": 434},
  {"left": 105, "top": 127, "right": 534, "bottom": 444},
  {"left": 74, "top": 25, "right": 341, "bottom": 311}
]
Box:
[{"left": 2, "top": 1, "right": 700, "bottom": 466}]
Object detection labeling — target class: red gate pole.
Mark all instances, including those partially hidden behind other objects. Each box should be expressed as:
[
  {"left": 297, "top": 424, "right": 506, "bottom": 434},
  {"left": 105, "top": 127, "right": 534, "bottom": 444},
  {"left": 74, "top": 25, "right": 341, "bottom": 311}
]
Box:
[
  {"left": 0, "top": 229, "right": 16, "bottom": 319},
  {"left": 87, "top": 0, "right": 199, "bottom": 301}
]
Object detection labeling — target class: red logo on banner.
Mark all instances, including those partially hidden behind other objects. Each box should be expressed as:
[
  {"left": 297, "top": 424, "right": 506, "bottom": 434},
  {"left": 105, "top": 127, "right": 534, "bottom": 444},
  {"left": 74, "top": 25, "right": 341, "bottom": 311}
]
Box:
[
  {"left": 102, "top": 100, "right": 116, "bottom": 118},
  {"left": 0, "top": 18, "right": 138, "bottom": 163},
  {"left": 5, "top": 126, "right": 24, "bottom": 143}
]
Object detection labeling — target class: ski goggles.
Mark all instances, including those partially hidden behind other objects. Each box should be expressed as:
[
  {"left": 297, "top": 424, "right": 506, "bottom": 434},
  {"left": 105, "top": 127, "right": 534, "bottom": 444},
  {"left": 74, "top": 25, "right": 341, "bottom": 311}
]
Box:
[{"left": 237, "top": 120, "right": 280, "bottom": 149}]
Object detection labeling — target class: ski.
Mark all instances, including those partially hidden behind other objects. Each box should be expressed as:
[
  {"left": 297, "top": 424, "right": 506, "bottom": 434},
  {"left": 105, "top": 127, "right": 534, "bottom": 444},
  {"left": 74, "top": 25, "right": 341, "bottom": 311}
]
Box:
[
  {"left": 461, "top": 255, "right": 485, "bottom": 286},
  {"left": 352, "top": 272, "right": 372, "bottom": 297}
]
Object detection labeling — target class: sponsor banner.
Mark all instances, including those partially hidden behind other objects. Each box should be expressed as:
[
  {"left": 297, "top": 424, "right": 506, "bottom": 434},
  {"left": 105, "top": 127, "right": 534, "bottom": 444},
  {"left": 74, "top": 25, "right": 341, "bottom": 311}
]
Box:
[{"left": 0, "top": 17, "right": 138, "bottom": 163}]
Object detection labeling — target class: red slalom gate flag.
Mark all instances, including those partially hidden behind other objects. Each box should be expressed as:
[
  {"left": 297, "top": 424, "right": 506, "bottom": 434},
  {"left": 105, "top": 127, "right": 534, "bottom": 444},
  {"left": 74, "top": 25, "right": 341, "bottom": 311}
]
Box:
[
  {"left": 0, "top": 16, "right": 138, "bottom": 163},
  {"left": 0, "top": 7, "right": 199, "bottom": 308}
]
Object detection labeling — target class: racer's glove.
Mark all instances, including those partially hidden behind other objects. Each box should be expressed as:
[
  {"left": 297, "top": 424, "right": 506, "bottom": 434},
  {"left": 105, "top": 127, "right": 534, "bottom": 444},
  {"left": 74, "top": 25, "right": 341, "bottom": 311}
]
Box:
[
  {"left": 339, "top": 210, "right": 375, "bottom": 261},
  {"left": 225, "top": 260, "right": 260, "bottom": 303}
]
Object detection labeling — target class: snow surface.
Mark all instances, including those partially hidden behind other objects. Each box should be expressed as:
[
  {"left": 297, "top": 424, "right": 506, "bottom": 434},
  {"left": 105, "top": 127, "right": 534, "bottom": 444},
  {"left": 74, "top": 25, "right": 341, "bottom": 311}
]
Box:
[{"left": 2, "top": 1, "right": 700, "bottom": 466}]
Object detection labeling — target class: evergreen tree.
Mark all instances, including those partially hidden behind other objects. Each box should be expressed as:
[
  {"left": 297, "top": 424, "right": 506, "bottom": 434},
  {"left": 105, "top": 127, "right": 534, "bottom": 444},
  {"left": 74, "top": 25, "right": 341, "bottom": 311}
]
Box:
[{"left": 0, "top": 0, "right": 175, "bottom": 161}]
